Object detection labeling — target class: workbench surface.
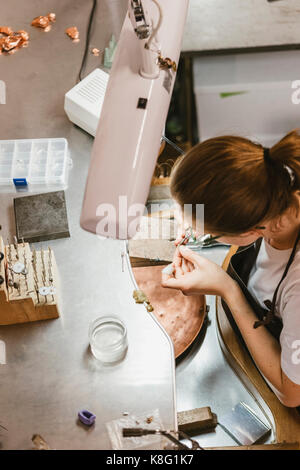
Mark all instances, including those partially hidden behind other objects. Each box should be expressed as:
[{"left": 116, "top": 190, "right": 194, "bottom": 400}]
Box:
[
  {"left": 183, "top": 0, "right": 300, "bottom": 54},
  {"left": 0, "top": 0, "right": 273, "bottom": 450}
]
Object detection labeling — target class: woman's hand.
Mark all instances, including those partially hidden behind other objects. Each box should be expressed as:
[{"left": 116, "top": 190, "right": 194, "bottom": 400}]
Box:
[
  {"left": 161, "top": 245, "right": 235, "bottom": 298},
  {"left": 174, "top": 229, "right": 200, "bottom": 246}
]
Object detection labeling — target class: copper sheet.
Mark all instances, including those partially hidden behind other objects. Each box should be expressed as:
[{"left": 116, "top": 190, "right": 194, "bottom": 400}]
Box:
[{"left": 133, "top": 265, "right": 206, "bottom": 358}]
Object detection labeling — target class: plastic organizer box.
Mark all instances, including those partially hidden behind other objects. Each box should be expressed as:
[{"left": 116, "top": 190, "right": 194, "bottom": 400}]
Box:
[{"left": 0, "top": 138, "right": 71, "bottom": 192}]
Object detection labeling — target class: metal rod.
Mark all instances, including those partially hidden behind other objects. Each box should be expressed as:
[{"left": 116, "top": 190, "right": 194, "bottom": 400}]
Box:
[
  {"left": 23, "top": 248, "right": 28, "bottom": 291},
  {"left": 122, "top": 427, "right": 197, "bottom": 450},
  {"left": 13, "top": 236, "right": 19, "bottom": 260},
  {"left": 48, "top": 247, "right": 54, "bottom": 302},
  {"left": 7, "top": 240, "right": 12, "bottom": 264},
  {"left": 161, "top": 135, "right": 185, "bottom": 156},
  {"left": 48, "top": 247, "right": 53, "bottom": 282},
  {"left": 41, "top": 249, "right": 46, "bottom": 284},
  {"left": 121, "top": 251, "right": 125, "bottom": 272}
]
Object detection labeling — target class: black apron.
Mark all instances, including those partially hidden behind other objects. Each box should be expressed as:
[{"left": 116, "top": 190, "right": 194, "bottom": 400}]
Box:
[{"left": 221, "top": 231, "right": 300, "bottom": 411}]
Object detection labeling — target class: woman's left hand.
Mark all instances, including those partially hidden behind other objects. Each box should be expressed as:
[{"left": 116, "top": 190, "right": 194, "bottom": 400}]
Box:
[{"left": 161, "top": 245, "right": 235, "bottom": 298}]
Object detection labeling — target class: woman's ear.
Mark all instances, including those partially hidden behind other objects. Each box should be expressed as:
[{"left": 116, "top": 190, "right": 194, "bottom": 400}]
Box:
[{"left": 295, "top": 191, "right": 300, "bottom": 214}]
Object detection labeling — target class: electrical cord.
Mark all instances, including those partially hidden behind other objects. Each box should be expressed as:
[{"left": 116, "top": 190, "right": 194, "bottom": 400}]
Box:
[
  {"left": 145, "top": 0, "right": 163, "bottom": 50},
  {"left": 78, "top": 0, "right": 163, "bottom": 82},
  {"left": 78, "top": 0, "right": 98, "bottom": 82}
]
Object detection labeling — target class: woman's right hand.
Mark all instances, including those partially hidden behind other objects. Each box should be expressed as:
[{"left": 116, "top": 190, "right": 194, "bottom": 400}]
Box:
[
  {"left": 162, "top": 245, "right": 236, "bottom": 298},
  {"left": 174, "top": 232, "right": 188, "bottom": 246}
]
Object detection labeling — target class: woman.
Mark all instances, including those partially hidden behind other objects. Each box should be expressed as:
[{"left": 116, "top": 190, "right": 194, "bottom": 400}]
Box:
[{"left": 161, "top": 130, "right": 300, "bottom": 408}]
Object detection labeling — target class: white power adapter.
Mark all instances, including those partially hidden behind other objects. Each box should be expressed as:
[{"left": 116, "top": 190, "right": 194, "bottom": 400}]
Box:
[{"left": 64, "top": 68, "right": 109, "bottom": 137}]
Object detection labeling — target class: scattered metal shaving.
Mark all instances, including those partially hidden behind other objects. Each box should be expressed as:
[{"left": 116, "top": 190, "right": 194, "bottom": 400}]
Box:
[
  {"left": 65, "top": 26, "right": 80, "bottom": 42},
  {"left": 133, "top": 289, "right": 148, "bottom": 304},
  {"left": 91, "top": 47, "right": 100, "bottom": 56},
  {"left": 133, "top": 289, "right": 154, "bottom": 312},
  {"left": 31, "top": 13, "right": 56, "bottom": 32},
  {"left": 0, "top": 27, "right": 29, "bottom": 55},
  {"left": 32, "top": 434, "right": 52, "bottom": 450}
]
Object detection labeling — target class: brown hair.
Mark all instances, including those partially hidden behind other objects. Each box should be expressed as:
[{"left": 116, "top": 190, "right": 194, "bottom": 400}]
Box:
[{"left": 170, "top": 130, "right": 300, "bottom": 234}]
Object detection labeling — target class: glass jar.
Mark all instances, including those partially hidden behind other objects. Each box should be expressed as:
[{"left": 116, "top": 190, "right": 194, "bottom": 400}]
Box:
[{"left": 89, "top": 315, "right": 128, "bottom": 364}]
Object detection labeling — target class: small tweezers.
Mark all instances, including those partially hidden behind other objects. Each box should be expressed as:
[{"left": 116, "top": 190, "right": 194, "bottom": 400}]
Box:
[
  {"left": 178, "top": 230, "right": 227, "bottom": 248},
  {"left": 177, "top": 227, "right": 196, "bottom": 246}
]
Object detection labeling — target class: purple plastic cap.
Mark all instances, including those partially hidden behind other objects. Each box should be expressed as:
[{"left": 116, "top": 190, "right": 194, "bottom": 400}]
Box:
[{"left": 78, "top": 410, "right": 96, "bottom": 426}]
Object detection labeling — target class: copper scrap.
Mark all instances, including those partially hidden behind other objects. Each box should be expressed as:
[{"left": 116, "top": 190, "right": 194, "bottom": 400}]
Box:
[
  {"left": 158, "top": 55, "right": 177, "bottom": 72},
  {"left": 18, "top": 30, "right": 30, "bottom": 42},
  {"left": 47, "top": 13, "right": 56, "bottom": 23},
  {"left": 146, "top": 416, "right": 153, "bottom": 424},
  {"left": 92, "top": 47, "right": 100, "bottom": 57},
  {"left": 32, "top": 434, "right": 52, "bottom": 450},
  {"left": 2, "top": 35, "right": 22, "bottom": 52},
  {"left": 0, "top": 28, "right": 29, "bottom": 55},
  {"left": 0, "top": 38, "right": 5, "bottom": 54},
  {"left": 65, "top": 26, "right": 80, "bottom": 42},
  {"left": 32, "top": 16, "right": 49, "bottom": 29},
  {"left": 31, "top": 13, "right": 56, "bottom": 31},
  {"left": 0, "top": 26, "right": 13, "bottom": 36}
]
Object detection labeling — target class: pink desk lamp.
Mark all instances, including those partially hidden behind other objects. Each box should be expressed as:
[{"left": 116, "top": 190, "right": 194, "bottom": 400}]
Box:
[{"left": 80, "top": 0, "right": 189, "bottom": 239}]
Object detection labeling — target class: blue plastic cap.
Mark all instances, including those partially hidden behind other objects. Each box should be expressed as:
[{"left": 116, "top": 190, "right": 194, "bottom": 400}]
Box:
[{"left": 13, "top": 178, "right": 28, "bottom": 187}]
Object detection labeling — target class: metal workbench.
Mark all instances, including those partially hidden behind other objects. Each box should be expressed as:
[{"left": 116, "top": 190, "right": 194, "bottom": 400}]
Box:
[
  {"left": 183, "top": 0, "right": 300, "bottom": 54},
  {"left": 0, "top": 0, "right": 273, "bottom": 450}
]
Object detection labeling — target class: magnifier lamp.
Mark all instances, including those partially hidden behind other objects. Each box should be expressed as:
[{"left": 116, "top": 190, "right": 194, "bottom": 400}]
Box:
[{"left": 80, "top": 0, "right": 189, "bottom": 239}]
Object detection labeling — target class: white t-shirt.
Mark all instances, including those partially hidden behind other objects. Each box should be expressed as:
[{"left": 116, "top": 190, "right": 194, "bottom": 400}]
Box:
[{"left": 247, "top": 238, "right": 300, "bottom": 386}]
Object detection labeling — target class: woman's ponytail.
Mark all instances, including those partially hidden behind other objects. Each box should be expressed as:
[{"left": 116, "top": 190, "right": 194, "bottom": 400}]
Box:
[{"left": 268, "top": 129, "right": 300, "bottom": 190}]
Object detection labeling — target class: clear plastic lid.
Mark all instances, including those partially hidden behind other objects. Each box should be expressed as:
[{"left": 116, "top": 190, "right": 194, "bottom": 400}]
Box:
[{"left": 0, "top": 138, "right": 72, "bottom": 193}]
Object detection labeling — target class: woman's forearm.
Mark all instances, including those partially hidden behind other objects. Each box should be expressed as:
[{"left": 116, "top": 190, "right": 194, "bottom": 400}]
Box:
[{"left": 223, "top": 280, "right": 284, "bottom": 395}]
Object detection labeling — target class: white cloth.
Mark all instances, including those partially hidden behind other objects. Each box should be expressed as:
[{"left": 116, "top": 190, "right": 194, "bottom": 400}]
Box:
[{"left": 247, "top": 238, "right": 300, "bottom": 386}]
